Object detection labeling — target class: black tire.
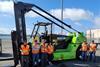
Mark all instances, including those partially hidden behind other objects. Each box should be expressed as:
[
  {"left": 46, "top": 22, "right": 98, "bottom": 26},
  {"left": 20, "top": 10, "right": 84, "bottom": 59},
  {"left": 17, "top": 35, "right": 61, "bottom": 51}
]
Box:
[{"left": 76, "top": 45, "right": 82, "bottom": 60}]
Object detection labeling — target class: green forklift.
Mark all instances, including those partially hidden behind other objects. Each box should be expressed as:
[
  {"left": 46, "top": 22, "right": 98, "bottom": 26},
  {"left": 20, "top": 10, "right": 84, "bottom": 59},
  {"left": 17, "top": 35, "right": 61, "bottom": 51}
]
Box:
[
  {"left": 12, "top": 2, "right": 86, "bottom": 66},
  {"left": 30, "top": 22, "right": 86, "bottom": 61}
]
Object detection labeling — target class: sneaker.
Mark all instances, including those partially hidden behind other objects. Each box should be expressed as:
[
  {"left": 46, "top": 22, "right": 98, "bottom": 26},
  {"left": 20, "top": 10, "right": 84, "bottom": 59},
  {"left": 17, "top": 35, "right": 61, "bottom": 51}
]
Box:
[
  {"left": 34, "top": 62, "right": 37, "bottom": 65},
  {"left": 79, "top": 56, "right": 82, "bottom": 59},
  {"left": 38, "top": 59, "right": 41, "bottom": 62}
]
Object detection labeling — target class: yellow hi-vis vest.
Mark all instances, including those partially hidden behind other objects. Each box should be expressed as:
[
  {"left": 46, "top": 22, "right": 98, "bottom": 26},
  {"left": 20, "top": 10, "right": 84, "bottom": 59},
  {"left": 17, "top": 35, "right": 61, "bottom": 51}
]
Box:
[{"left": 32, "top": 36, "right": 39, "bottom": 46}]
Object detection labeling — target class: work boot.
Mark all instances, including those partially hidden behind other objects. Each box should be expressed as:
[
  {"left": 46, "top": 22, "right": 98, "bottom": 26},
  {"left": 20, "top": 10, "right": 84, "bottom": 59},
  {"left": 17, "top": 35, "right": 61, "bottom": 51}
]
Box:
[{"left": 38, "top": 59, "right": 41, "bottom": 63}]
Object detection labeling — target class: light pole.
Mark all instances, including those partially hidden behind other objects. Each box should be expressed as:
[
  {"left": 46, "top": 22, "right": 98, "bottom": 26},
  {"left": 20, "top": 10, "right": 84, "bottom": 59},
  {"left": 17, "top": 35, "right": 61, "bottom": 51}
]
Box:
[
  {"left": 61, "top": 0, "right": 63, "bottom": 34},
  {"left": 90, "top": 29, "right": 92, "bottom": 43}
]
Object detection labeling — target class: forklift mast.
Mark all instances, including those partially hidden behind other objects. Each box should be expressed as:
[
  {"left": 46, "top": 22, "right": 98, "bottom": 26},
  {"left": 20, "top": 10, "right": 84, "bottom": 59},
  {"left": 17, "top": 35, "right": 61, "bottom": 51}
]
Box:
[{"left": 14, "top": 2, "right": 33, "bottom": 44}]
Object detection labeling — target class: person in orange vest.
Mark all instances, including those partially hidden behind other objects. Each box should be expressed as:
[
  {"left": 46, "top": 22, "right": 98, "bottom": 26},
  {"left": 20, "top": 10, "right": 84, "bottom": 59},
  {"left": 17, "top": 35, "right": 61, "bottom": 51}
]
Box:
[
  {"left": 47, "top": 43, "right": 54, "bottom": 65},
  {"left": 40, "top": 39, "right": 48, "bottom": 67},
  {"left": 20, "top": 41, "right": 30, "bottom": 67},
  {"left": 89, "top": 40, "right": 97, "bottom": 61},
  {"left": 32, "top": 40, "right": 40, "bottom": 66},
  {"left": 80, "top": 41, "right": 88, "bottom": 61}
]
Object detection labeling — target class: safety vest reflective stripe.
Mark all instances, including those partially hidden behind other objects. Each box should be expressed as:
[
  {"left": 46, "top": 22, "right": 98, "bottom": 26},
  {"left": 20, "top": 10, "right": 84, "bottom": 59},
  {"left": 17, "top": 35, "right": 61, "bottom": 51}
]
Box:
[
  {"left": 32, "top": 45, "right": 40, "bottom": 54},
  {"left": 32, "top": 50, "right": 39, "bottom": 54},
  {"left": 20, "top": 45, "right": 30, "bottom": 55}
]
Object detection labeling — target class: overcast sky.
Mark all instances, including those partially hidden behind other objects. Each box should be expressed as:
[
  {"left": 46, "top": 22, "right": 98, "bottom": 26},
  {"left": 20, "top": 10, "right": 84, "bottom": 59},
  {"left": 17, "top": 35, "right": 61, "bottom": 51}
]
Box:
[{"left": 0, "top": 0, "right": 100, "bottom": 34}]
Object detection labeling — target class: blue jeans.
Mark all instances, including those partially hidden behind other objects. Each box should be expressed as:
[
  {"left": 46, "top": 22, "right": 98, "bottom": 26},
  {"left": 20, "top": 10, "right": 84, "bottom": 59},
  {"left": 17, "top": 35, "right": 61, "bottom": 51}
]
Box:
[
  {"left": 89, "top": 52, "right": 95, "bottom": 61},
  {"left": 81, "top": 51, "right": 87, "bottom": 60},
  {"left": 32, "top": 54, "right": 39, "bottom": 65}
]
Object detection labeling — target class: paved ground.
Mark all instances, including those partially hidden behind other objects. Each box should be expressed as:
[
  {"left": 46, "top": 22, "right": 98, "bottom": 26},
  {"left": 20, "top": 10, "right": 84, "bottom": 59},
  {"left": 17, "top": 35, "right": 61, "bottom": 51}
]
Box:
[
  {"left": 0, "top": 40, "right": 100, "bottom": 67},
  {"left": 0, "top": 39, "right": 14, "bottom": 67}
]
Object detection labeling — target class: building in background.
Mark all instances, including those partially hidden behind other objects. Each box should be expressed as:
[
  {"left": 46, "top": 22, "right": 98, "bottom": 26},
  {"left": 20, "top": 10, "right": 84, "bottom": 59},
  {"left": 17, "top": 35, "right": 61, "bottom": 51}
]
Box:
[{"left": 86, "top": 29, "right": 100, "bottom": 43}]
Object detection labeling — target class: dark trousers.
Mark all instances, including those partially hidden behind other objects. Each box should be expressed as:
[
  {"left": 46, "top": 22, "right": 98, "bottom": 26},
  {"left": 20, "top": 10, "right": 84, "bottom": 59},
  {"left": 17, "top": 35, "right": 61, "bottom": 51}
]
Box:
[
  {"left": 81, "top": 51, "right": 87, "bottom": 61},
  {"left": 41, "top": 53, "right": 48, "bottom": 67},
  {"left": 21, "top": 55, "right": 29, "bottom": 67},
  {"left": 89, "top": 51, "right": 96, "bottom": 61},
  {"left": 48, "top": 54, "right": 53, "bottom": 62}
]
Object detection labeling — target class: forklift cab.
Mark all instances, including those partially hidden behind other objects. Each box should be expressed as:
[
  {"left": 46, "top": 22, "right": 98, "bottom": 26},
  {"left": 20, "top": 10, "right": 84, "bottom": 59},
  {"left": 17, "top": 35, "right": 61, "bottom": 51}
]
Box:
[
  {"left": 31, "top": 22, "right": 73, "bottom": 50},
  {"left": 31, "top": 22, "right": 52, "bottom": 44}
]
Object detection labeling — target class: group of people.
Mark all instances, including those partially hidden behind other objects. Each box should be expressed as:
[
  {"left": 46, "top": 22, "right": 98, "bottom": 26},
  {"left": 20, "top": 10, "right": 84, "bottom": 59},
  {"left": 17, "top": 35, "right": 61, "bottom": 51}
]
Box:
[
  {"left": 19, "top": 39, "right": 54, "bottom": 67},
  {"left": 80, "top": 40, "right": 97, "bottom": 61},
  {"left": 19, "top": 36, "right": 97, "bottom": 67}
]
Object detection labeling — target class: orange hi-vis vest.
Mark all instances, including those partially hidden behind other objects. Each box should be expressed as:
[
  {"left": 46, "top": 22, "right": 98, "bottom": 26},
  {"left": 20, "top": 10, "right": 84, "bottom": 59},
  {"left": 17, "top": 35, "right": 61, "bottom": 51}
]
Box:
[
  {"left": 32, "top": 45, "right": 40, "bottom": 54},
  {"left": 81, "top": 43, "right": 88, "bottom": 51},
  {"left": 41, "top": 43, "right": 48, "bottom": 53},
  {"left": 47, "top": 45, "right": 54, "bottom": 54},
  {"left": 89, "top": 43, "right": 96, "bottom": 52},
  {"left": 20, "top": 45, "right": 30, "bottom": 55}
]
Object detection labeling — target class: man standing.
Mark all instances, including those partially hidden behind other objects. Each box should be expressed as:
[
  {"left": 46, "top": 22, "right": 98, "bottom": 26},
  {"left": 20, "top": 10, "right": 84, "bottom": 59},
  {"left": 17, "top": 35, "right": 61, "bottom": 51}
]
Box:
[
  {"left": 89, "top": 40, "right": 97, "bottom": 62},
  {"left": 47, "top": 43, "right": 54, "bottom": 65},
  {"left": 41, "top": 39, "right": 48, "bottom": 67},
  {"left": 32, "top": 40, "right": 40, "bottom": 66},
  {"left": 20, "top": 41, "right": 30, "bottom": 67},
  {"left": 80, "top": 41, "right": 88, "bottom": 61}
]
